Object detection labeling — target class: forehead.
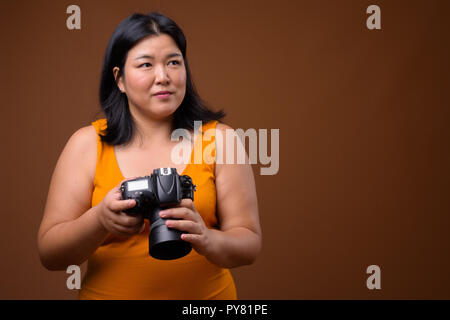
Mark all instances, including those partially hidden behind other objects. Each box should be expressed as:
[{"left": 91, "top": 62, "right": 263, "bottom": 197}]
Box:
[{"left": 127, "top": 34, "right": 181, "bottom": 57}]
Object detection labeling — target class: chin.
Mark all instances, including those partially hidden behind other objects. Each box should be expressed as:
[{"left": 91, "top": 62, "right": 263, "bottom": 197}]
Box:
[{"left": 148, "top": 105, "right": 179, "bottom": 119}]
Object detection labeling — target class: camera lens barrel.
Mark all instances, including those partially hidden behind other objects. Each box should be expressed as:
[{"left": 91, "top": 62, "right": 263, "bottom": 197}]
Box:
[{"left": 148, "top": 207, "right": 192, "bottom": 260}]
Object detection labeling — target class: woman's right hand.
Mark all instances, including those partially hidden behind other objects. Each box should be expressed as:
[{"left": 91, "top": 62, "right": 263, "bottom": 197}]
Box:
[{"left": 96, "top": 178, "right": 146, "bottom": 237}]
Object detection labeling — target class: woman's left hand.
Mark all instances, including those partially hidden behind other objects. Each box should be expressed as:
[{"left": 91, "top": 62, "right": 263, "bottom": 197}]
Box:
[{"left": 159, "top": 199, "right": 212, "bottom": 256}]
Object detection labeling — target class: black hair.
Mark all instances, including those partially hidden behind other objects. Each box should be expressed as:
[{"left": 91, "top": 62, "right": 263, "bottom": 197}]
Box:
[{"left": 98, "top": 12, "right": 225, "bottom": 145}]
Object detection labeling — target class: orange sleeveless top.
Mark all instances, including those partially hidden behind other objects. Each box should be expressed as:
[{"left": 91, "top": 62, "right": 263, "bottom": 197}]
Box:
[{"left": 78, "top": 118, "right": 237, "bottom": 300}]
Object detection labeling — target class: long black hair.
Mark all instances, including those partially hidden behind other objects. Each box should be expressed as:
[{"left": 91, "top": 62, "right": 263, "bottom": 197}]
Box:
[{"left": 98, "top": 12, "right": 225, "bottom": 145}]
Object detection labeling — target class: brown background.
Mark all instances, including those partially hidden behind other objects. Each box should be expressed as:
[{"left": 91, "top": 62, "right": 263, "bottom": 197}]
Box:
[{"left": 0, "top": 0, "right": 449, "bottom": 299}]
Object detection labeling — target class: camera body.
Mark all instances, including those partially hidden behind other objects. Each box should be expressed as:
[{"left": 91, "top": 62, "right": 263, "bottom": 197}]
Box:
[{"left": 120, "top": 168, "right": 196, "bottom": 260}]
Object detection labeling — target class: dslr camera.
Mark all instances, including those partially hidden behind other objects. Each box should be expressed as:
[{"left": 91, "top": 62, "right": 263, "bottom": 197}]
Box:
[{"left": 120, "top": 167, "right": 196, "bottom": 260}]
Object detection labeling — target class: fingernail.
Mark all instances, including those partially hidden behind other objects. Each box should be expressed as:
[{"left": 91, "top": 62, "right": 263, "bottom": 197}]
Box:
[{"left": 159, "top": 211, "right": 166, "bottom": 217}]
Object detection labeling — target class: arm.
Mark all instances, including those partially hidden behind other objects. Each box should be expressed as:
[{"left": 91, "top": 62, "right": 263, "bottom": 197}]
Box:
[
  {"left": 37, "top": 126, "right": 106, "bottom": 270},
  {"left": 161, "top": 123, "right": 262, "bottom": 268},
  {"left": 37, "top": 126, "right": 142, "bottom": 270},
  {"left": 205, "top": 123, "right": 262, "bottom": 268}
]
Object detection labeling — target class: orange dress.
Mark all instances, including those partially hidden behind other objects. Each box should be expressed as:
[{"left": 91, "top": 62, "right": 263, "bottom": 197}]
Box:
[{"left": 78, "top": 118, "right": 237, "bottom": 300}]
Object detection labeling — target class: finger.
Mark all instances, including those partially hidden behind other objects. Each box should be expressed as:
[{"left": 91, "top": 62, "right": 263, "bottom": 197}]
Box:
[
  {"left": 112, "top": 221, "right": 144, "bottom": 236},
  {"left": 108, "top": 221, "right": 136, "bottom": 237},
  {"left": 180, "top": 233, "right": 201, "bottom": 244},
  {"left": 115, "top": 212, "right": 143, "bottom": 227},
  {"left": 165, "top": 219, "right": 201, "bottom": 234},
  {"left": 178, "top": 198, "right": 195, "bottom": 210},
  {"left": 102, "top": 215, "right": 141, "bottom": 236},
  {"left": 159, "top": 207, "right": 194, "bottom": 220},
  {"left": 109, "top": 199, "right": 136, "bottom": 213}
]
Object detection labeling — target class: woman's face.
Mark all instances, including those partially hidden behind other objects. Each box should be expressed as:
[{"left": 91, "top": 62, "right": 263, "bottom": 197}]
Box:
[{"left": 114, "top": 34, "right": 187, "bottom": 120}]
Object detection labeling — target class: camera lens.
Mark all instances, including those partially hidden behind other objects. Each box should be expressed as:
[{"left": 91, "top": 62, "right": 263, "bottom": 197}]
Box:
[{"left": 148, "top": 207, "right": 192, "bottom": 260}]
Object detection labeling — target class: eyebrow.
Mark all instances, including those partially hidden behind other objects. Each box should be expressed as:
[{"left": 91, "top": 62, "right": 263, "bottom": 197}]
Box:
[{"left": 134, "top": 53, "right": 182, "bottom": 60}]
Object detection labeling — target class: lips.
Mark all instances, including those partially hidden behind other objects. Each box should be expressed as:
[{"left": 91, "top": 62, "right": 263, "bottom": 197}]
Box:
[{"left": 154, "top": 91, "right": 172, "bottom": 96}]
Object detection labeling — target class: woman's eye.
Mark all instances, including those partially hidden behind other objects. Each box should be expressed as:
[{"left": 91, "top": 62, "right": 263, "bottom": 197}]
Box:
[
  {"left": 169, "top": 60, "right": 180, "bottom": 66},
  {"left": 139, "top": 63, "right": 152, "bottom": 68}
]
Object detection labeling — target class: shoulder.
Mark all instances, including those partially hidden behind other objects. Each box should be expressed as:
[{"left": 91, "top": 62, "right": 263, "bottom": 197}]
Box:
[
  {"left": 212, "top": 122, "right": 234, "bottom": 157},
  {"left": 198, "top": 120, "right": 230, "bottom": 135},
  {"left": 214, "top": 122, "right": 250, "bottom": 176},
  {"left": 215, "top": 122, "right": 233, "bottom": 133},
  {"left": 67, "top": 125, "right": 98, "bottom": 153},
  {"left": 90, "top": 118, "right": 107, "bottom": 134},
  {"left": 214, "top": 122, "right": 239, "bottom": 149},
  {"left": 58, "top": 125, "right": 98, "bottom": 181},
  {"left": 201, "top": 121, "right": 234, "bottom": 144},
  {"left": 214, "top": 122, "right": 235, "bottom": 143}
]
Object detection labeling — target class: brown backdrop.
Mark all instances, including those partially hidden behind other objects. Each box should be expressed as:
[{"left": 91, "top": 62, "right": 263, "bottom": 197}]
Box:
[{"left": 1, "top": 0, "right": 449, "bottom": 299}]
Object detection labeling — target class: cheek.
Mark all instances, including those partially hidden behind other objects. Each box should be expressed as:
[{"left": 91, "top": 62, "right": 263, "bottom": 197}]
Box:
[
  {"left": 176, "top": 72, "right": 187, "bottom": 100},
  {"left": 126, "top": 70, "right": 153, "bottom": 90},
  {"left": 172, "top": 69, "right": 186, "bottom": 87}
]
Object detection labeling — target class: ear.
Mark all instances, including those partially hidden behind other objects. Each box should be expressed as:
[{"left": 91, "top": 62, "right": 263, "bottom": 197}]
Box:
[{"left": 113, "top": 67, "right": 125, "bottom": 93}]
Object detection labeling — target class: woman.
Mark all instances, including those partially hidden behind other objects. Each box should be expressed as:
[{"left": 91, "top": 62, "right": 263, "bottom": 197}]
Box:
[{"left": 37, "top": 12, "right": 261, "bottom": 299}]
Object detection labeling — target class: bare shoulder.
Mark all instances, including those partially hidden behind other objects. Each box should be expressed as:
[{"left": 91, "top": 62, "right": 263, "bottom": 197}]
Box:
[
  {"left": 58, "top": 125, "right": 98, "bottom": 182},
  {"left": 214, "top": 122, "right": 233, "bottom": 172},
  {"left": 214, "top": 122, "right": 235, "bottom": 149},
  {"left": 215, "top": 122, "right": 234, "bottom": 133},
  {"left": 68, "top": 125, "right": 97, "bottom": 150},
  {"left": 214, "top": 122, "right": 246, "bottom": 169}
]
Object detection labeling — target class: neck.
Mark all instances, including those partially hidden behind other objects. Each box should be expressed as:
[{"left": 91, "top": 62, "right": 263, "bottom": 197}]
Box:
[{"left": 128, "top": 109, "right": 175, "bottom": 149}]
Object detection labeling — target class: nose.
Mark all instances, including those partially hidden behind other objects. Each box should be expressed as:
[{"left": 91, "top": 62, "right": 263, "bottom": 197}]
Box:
[{"left": 155, "top": 65, "right": 169, "bottom": 85}]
